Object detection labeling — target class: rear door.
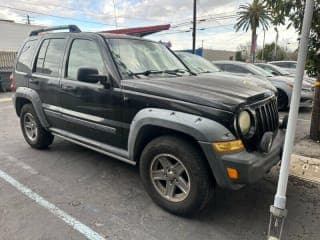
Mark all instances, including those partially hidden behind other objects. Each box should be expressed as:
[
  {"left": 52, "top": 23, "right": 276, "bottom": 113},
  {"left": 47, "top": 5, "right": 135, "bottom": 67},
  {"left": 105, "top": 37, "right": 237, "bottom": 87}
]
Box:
[
  {"left": 14, "top": 38, "right": 39, "bottom": 88},
  {"left": 58, "top": 37, "right": 124, "bottom": 148},
  {"left": 30, "top": 37, "right": 67, "bottom": 128}
]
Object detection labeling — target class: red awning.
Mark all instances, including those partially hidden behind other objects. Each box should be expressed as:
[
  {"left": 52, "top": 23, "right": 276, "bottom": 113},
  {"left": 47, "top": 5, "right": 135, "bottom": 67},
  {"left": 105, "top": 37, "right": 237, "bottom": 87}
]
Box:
[{"left": 100, "top": 24, "right": 170, "bottom": 37}]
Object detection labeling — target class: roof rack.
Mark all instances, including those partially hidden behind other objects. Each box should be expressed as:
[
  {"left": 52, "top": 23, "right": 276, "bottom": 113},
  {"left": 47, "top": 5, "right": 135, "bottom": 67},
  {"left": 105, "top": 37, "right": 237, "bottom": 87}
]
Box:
[{"left": 29, "top": 25, "right": 81, "bottom": 36}]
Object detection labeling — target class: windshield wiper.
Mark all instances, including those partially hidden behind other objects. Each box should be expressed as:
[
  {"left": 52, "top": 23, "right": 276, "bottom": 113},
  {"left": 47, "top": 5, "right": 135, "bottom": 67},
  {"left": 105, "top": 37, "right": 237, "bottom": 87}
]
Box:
[
  {"left": 129, "top": 70, "right": 164, "bottom": 77},
  {"left": 163, "top": 69, "right": 190, "bottom": 76},
  {"left": 129, "top": 69, "right": 188, "bottom": 77}
]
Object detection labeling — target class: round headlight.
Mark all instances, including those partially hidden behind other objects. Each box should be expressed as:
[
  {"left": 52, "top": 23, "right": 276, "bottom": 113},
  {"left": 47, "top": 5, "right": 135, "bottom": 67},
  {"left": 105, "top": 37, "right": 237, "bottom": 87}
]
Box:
[{"left": 238, "top": 110, "right": 251, "bottom": 135}]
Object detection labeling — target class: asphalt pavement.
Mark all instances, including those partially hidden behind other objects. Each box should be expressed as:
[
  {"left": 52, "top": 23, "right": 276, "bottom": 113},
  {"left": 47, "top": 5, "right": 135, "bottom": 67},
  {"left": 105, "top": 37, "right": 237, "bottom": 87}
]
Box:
[{"left": 0, "top": 92, "right": 319, "bottom": 240}]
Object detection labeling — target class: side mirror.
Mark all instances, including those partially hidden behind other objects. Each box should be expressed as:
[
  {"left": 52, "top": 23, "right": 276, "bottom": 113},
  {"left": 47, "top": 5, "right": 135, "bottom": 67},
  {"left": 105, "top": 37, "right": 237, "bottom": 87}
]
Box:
[{"left": 77, "top": 67, "right": 110, "bottom": 88}]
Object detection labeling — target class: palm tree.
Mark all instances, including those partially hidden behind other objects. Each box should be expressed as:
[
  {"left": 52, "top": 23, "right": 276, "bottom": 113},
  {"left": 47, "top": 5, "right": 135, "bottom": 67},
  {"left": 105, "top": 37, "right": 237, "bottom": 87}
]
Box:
[{"left": 235, "top": 0, "right": 271, "bottom": 62}]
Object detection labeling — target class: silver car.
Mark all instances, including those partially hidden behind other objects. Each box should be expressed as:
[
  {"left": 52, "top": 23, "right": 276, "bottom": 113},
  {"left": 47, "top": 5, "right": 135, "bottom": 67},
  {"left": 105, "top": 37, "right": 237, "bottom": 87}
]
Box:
[
  {"left": 213, "top": 60, "right": 314, "bottom": 110},
  {"left": 268, "top": 60, "right": 316, "bottom": 84},
  {"left": 175, "top": 52, "right": 277, "bottom": 94}
]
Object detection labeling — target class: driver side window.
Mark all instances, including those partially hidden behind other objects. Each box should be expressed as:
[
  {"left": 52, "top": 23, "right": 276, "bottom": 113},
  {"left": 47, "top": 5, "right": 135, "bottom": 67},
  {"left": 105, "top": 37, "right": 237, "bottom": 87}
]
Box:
[{"left": 67, "top": 39, "right": 105, "bottom": 81}]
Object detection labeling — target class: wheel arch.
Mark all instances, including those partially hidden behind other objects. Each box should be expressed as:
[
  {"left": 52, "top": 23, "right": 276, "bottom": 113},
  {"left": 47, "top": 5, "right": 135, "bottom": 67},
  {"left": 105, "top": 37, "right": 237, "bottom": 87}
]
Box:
[
  {"left": 14, "top": 87, "right": 50, "bottom": 129},
  {"left": 128, "top": 108, "right": 236, "bottom": 163}
]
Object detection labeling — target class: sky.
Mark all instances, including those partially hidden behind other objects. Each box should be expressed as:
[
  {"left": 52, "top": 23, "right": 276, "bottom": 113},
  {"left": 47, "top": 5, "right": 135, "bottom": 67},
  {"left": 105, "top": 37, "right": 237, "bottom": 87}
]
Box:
[{"left": 0, "top": 0, "right": 300, "bottom": 52}]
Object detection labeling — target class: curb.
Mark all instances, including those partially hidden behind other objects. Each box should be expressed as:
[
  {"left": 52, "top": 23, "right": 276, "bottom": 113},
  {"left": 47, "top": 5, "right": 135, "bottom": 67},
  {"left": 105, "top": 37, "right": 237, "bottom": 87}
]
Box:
[{"left": 290, "top": 154, "right": 320, "bottom": 184}]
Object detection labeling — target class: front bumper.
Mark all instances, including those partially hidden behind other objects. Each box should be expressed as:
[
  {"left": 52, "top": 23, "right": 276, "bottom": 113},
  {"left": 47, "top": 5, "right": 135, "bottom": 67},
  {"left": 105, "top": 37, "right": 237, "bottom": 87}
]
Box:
[{"left": 199, "top": 129, "right": 285, "bottom": 189}]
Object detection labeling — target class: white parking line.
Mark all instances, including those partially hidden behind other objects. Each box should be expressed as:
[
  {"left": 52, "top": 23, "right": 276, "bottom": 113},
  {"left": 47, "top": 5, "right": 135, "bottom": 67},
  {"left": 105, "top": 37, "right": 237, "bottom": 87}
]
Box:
[
  {"left": 297, "top": 118, "right": 311, "bottom": 122},
  {"left": 0, "top": 105, "right": 13, "bottom": 111},
  {"left": 0, "top": 169, "right": 106, "bottom": 240},
  {"left": 0, "top": 98, "right": 12, "bottom": 103}
]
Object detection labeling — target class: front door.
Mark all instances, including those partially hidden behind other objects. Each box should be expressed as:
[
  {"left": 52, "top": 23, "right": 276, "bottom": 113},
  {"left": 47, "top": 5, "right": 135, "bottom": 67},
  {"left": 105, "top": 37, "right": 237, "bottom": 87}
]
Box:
[{"left": 58, "top": 38, "right": 123, "bottom": 148}]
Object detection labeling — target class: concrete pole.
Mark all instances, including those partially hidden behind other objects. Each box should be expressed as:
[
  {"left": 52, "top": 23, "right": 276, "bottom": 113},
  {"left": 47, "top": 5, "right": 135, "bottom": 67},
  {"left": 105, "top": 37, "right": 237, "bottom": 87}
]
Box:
[{"left": 268, "top": 0, "right": 314, "bottom": 239}]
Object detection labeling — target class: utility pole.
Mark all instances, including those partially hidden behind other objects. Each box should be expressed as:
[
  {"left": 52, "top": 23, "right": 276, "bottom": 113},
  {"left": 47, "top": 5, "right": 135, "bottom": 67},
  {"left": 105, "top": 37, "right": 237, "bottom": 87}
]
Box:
[
  {"left": 274, "top": 27, "right": 279, "bottom": 60},
  {"left": 192, "top": 0, "right": 197, "bottom": 54},
  {"left": 112, "top": 0, "right": 118, "bottom": 29},
  {"left": 267, "top": 0, "right": 314, "bottom": 239},
  {"left": 262, "top": 30, "right": 266, "bottom": 61}
]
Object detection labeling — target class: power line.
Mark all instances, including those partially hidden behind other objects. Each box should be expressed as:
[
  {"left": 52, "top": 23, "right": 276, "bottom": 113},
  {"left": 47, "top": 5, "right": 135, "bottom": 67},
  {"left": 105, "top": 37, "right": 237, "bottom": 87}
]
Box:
[
  {"left": 0, "top": 5, "right": 124, "bottom": 27},
  {"left": 171, "top": 14, "right": 237, "bottom": 29},
  {"left": 171, "top": 11, "right": 237, "bottom": 27},
  {"left": 5, "top": 0, "right": 169, "bottom": 23},
  {"left": 154, "top": 23, "right": 236, "bottom": 36}
]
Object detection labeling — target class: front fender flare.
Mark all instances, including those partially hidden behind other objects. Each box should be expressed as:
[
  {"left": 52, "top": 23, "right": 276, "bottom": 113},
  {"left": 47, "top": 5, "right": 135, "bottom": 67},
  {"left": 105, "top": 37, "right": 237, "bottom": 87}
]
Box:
[{"left": 128, "top": 108, "right": 235, "bottom": 160}]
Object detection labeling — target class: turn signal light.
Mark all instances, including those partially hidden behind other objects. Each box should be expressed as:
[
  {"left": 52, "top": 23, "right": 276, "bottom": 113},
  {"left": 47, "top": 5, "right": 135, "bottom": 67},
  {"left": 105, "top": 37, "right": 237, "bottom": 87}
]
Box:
[
  {"left": 226, "top": 167, "right": 238, "bottom": 179},
  {"left": 212, "top": 139, "right": 244, "bottom": 152}
]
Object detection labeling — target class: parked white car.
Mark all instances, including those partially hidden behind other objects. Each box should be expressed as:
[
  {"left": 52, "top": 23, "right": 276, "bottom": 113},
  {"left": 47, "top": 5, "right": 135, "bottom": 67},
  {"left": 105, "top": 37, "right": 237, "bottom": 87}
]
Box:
[
  {"left": 268, "top": 60, "right": 316, "bottom": 84},
  {"left": 213, "top": 61, "right": 314, "bottom": 110}
]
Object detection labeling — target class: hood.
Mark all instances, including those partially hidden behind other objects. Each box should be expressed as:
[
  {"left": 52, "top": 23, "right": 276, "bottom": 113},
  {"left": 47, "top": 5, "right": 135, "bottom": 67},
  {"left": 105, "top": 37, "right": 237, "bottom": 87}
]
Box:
[
  {"left": 121, "top": 74, "right": 275, "bottom": 112},
  {"left": 202, "top": 72, "right": 277, "bottom": 93}
]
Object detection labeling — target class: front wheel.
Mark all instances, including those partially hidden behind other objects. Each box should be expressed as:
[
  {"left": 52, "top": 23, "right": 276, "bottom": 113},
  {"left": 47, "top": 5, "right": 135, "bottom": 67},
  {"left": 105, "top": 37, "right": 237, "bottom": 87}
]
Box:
[
  {"left": 139, "top": 136, "right": 214, "bottom": 216},
  {"left": 20, "top": 104, "right": 54, "bottom": 149}
]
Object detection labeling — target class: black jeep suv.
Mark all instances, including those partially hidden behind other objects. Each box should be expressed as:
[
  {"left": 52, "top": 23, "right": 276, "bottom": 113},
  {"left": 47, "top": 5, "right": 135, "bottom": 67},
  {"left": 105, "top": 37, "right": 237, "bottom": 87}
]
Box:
[{"left": 12, "top": 25, "right": 285, "bottom": 215}]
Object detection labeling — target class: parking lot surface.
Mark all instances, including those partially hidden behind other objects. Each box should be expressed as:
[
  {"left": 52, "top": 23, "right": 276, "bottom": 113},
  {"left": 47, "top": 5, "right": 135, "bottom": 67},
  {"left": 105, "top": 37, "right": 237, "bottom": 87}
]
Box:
[{"left": 0, "top": 93, "right": 319, "bottom": 240}]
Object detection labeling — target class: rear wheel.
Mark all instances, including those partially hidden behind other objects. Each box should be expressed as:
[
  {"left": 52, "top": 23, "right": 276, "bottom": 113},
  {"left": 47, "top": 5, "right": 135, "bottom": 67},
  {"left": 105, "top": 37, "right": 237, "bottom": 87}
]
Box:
[
  {"left": 277, "top": 89, "right": 288, "bottom": 111},
  {"left": 139, "top": 135, "right": 214, "bottom": 216},
  {"left": 20, "top": 104, "right": 54, "bottom": 149}
]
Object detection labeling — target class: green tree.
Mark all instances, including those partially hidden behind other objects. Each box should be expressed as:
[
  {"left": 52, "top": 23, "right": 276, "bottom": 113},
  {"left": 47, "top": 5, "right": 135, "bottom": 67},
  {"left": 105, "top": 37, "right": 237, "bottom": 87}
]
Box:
[
  {"left": 265, "top": 0, "right": 320, "bottom": 77},
  {"left": 235, "top": 0, "right": 271, "bottom": 62},
  {"left": 257, "top": 42, "right": 287, "bottom": 61},
  {"left": 265, "top": 0, "right": 320, "bottom": 140}
]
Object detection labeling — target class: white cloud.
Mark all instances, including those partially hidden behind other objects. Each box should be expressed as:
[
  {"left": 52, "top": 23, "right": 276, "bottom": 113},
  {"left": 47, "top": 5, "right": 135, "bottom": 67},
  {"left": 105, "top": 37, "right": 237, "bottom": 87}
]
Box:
[{"left": 0, "top": 0, "right": 299, "bottom": 52}]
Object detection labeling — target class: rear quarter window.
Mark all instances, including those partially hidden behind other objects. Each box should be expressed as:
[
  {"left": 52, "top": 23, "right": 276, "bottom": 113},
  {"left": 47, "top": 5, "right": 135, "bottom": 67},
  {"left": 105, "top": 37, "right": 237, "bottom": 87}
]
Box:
[
  {"left": 34, "top": 38, "right": 67, "bottom": 77},
  {"left": 16, "top": 39, "right": 38, "bottom": 73}
]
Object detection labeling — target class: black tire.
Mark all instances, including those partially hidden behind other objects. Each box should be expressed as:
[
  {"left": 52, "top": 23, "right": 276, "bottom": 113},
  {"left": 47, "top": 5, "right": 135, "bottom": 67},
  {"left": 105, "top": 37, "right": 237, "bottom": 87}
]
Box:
[
  {"left": 20, "top": 104, "right": 54, "bottom": 149},
  {"left": 277, "top": 89, "right": 288, "bottom": 111},
  {"left": 139, "top": 135, "right": 214, "bottom": 216}
]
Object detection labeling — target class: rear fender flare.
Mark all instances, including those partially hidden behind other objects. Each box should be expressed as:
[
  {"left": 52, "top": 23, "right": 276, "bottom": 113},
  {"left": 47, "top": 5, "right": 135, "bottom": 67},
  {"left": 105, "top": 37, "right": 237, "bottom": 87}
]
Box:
[{"left": 14, "top": 87, "right": 50, "bottom": 129}]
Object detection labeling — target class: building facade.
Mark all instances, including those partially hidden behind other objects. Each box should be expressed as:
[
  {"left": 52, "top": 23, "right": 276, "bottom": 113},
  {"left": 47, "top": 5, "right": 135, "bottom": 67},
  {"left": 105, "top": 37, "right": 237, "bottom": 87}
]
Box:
[{"left": 0, "top": 20, "right": 42, "bottom": 91}]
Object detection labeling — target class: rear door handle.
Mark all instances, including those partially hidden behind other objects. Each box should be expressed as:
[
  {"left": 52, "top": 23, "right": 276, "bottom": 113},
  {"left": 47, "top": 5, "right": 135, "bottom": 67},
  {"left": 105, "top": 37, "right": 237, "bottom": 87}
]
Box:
[{"left": 61, "top": 85, "right": 76, "bottom": 90}]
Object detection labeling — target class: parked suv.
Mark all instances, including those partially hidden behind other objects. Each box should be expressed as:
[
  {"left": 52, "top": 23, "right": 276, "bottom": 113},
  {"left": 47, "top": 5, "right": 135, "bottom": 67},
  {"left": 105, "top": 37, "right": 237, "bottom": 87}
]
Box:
[{"left": 13, "top": 26, "right": 285, "bottom": 215}]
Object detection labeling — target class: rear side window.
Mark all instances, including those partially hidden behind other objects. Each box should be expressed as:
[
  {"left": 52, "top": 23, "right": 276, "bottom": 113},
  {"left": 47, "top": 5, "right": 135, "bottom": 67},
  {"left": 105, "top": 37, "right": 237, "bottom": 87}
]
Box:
[
  {"left": 66, "top": 39, "right": 105, "bottom": 81},
  {"left": 35, "top": 38, "right": 66, "bottom": 77},
  {"left": 214, "top": 63, "right": 224, "bottom": 70},
  {"left": 224, "top": 64, "right": 250, "bottom": 74},
  {"left": 16, "top": 40, "right": 38, "bottom": 73},
  {"left": 272, "top": 62, "right": 289, "bottom": 68}
]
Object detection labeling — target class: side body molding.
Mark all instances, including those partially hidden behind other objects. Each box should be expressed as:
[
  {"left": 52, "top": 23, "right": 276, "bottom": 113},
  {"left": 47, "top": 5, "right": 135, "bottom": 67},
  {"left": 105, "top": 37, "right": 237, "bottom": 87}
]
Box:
[
  {"left": 13, "top": 87, "right": 50, "bottom": 129},
  {"left": 128, "top": 108, "right": 236, "bottom": 160}
]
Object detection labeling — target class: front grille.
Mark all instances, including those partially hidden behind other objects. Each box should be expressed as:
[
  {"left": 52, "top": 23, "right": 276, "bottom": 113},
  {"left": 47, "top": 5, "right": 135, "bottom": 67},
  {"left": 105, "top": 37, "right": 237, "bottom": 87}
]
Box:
[
  {"left": 254, "top": 97, "right": 279, "bottom": 138},
  {"left": 242, "top": 97, "right": 279, "bottom": 151}
]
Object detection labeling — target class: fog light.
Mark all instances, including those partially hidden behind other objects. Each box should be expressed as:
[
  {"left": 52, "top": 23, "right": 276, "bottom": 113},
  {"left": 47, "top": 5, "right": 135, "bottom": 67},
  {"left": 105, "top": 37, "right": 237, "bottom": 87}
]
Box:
[
  {"left": 226, "top": 167, "right": 238, "bottom": 179},
  {"left": 259, "top": 132, "right": 274, "bottom": 153},
  {"left": 212, "top": 139, "right": 244, "bottom": 152}
]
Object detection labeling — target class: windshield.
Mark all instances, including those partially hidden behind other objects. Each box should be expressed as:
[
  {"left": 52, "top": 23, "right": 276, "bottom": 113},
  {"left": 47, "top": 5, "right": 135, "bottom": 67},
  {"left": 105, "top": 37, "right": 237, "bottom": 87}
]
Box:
[
  {"left": 176, "top": 52, "right": 220, "bottom": 74},
  {"left": 257, "top": 64, "right": 290, "bottom": 76},
  {"left": 246, "top": 63, "right": 274, "bottom": 77},
  {"left": 107, "top": 38, "right": 189, "bottom": 79}
]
